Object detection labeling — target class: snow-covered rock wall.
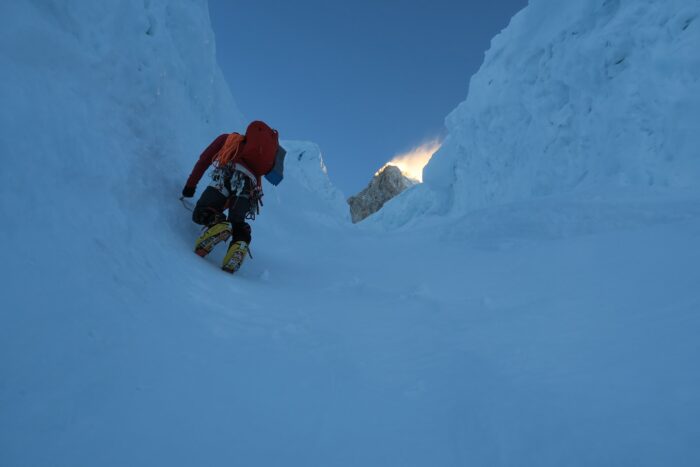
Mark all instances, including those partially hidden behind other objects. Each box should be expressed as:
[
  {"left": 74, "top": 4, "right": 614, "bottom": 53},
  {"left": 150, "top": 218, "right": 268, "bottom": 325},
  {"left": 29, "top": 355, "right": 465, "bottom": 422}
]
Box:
[{"left": 375, "top": 0, "right": 700, "bottom": 227}]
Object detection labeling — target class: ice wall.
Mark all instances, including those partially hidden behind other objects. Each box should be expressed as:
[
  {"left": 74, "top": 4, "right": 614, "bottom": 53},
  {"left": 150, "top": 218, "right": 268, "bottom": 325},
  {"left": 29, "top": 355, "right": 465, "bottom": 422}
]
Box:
[
  {"left": 375, "top": 0, "right": 700, "bottom": 227},
  {"left": 259, "top": 140, "right": 351, "bottom": 230},
  {"left": 0, "top": 0, "right": 242, "bottom": 234}
]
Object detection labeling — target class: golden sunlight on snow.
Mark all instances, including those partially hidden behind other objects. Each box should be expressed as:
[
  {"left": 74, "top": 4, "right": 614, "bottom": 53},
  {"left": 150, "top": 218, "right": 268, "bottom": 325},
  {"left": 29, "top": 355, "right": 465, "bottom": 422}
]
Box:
[{"left": 376, "top": 140, "right": 442, "bottom": 182}]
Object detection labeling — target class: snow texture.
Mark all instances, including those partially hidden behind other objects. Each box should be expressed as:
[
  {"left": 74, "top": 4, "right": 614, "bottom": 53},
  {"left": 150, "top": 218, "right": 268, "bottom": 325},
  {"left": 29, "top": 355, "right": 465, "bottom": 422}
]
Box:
[{"left": 1, "top": 1, "right": 700, "bottom": 466}]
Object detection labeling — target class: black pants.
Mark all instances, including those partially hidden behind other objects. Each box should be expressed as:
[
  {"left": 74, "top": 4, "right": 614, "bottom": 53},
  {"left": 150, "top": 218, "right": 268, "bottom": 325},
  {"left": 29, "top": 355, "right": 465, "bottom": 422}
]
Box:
[{"left": 192, "top": 186, "right": 252, "bottom": 244}]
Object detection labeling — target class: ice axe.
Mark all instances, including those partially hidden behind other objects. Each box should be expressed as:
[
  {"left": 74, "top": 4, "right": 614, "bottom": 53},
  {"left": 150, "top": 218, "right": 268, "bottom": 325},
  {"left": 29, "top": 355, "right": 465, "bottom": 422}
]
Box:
[{"left": 179, "top": 196, "right": 195, "bottom": 212}]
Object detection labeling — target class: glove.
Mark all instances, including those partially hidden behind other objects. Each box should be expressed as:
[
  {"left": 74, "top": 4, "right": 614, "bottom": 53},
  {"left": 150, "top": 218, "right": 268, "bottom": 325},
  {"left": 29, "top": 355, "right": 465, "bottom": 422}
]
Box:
[{"left": 181, "top": 185, "right": 196, "bottom": 198}]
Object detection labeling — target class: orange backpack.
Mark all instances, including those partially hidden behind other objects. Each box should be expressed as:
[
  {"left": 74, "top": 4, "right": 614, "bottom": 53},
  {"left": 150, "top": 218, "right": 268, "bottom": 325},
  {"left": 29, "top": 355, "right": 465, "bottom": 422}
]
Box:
[{"left": 212, "top": 121, "right": 283, "bottom": 184}]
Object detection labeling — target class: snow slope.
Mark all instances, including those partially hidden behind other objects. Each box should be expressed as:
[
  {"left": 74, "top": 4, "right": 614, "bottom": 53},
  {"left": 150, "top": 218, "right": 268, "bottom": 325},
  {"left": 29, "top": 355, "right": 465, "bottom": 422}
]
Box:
[{"left": 2, "top": 1, "right": 700, "bottom": 466}]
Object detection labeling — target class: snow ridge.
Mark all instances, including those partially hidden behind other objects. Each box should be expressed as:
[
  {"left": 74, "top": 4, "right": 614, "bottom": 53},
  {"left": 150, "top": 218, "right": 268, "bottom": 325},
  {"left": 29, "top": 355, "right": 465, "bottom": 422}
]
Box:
[{"left": 374, "top": 0, "right": 700, "bottom": 228}]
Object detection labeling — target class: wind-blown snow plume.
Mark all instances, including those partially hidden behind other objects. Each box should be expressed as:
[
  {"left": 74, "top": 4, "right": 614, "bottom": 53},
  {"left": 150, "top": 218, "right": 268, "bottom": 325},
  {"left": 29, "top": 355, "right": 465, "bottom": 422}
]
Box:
[{"left": 377, "top": 140, "right": 441, "bottom": 182}]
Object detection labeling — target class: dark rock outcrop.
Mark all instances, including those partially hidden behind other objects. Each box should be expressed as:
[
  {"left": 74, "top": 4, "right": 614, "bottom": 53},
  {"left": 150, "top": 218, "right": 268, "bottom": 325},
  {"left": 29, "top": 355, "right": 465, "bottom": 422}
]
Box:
[{"left": 348, "top": 165, "right": 418, "bottom": 223}]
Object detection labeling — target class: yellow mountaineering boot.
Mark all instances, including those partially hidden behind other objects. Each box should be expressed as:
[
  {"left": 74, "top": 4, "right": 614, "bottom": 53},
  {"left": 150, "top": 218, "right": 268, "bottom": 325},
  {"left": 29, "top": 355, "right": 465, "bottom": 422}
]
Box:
[
  {"left": 194, "top": 221, "right": 232, "bottom": 257},
  {"left": 222, "top": 240, "right": 249, "bottom": 274}
]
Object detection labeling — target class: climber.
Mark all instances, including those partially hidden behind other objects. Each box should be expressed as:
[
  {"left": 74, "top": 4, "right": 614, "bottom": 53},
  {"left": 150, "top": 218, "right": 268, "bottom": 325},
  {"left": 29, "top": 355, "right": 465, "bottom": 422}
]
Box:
[{"left": 181, "top": 120, "right": 286, "bottom": 273}]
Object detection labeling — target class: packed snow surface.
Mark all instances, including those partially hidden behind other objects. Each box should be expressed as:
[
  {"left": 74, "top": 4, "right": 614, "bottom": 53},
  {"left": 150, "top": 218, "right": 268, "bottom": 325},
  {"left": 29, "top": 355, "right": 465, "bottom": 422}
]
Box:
[{"left": 1, "top": 1, "right": 699, "bottom": 466}]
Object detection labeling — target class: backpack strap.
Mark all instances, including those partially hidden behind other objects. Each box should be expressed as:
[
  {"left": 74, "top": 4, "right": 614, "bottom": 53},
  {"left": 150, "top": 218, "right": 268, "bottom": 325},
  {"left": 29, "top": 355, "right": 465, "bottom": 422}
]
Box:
[
  {"left": 213, "top": 133, "right": 245, "bottom": 168},
  {"left": 185, "top": 133, "right": 228, "bottom": 189}
]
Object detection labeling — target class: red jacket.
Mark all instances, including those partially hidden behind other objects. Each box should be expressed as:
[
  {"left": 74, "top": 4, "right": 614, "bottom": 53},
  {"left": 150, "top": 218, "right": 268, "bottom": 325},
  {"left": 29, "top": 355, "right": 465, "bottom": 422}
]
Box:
[{"left": 185, "top": 121, "right": 279, "bottom": 189}]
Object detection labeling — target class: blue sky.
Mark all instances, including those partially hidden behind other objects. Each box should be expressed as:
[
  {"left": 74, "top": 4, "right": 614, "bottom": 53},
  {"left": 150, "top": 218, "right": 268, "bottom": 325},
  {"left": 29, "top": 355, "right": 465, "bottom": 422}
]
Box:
[{"left": 208, "top": 0, "right": 528, "bottom": 195}]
